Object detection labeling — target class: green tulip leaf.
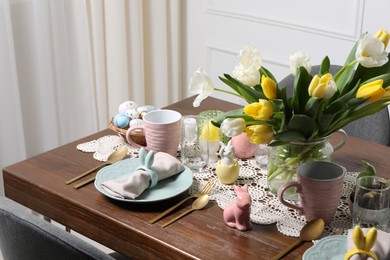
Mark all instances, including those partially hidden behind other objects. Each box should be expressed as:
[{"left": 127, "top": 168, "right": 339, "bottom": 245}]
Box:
[
  {"left": 253, "top": 84, "right": 263, "bottom": 93},
  {"left": 271, "top": 130, "right": 306, "bottom": 145},
  {"left": 304, "top": 97, "right": 322, "bottom": 118},
  {"left": 219, "top": 74, "right": 265, "bottom": 103},
  {"left": 292, "top": 67, "right": 312, "bottom": 113},
  {"left": 211, "top": 108, "right": 244, "bottom": 127},
  {"left": 324, "top": 109, "right": 352, "bottom": 135},
  {"left": 324, "top": 99, "right": 390, "bottom": 135},
  {"left": 326, "top": 100, "right": 347, "bottom": 114},
  {"left": 344, "top": 41, "right": 359, "bottom": 65},
  {"left": 271, "top": 111, "right": 285, "bottom": 131},
  {"left": 346, "top": 100, "right": 390, "bottom": 122},
  {"left": 334, "top": 62, "right": 356, "bottom": 95},
  {"left": 346, "top": 98, "right": 367, "bottom": 108},
  {"left": 287, "top": 114, "right": 316, "bottom": 138},
  {"left": 270, "top": 99, "right": 284, "bottom": 111},
  {"left": 327, "top": 81, "right": 360, "bottom": 112},
  {"left": 318, "top": 114, "right": 335, "bottom": 134},
  {"left": 260, "top": 66, "right": 278, "bottom": 83},
  {"left": 320, "top": 56, "right": 330, "bottom": 75}
]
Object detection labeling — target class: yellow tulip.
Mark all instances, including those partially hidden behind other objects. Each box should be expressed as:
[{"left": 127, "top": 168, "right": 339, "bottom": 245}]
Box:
[
  {"left": 244, "top": 99, "right": 273, "bottom": 120},
  {"left": 356, "top": 79, "right": 384, "bottom": 103},
  {"left": 245, "top": 125, "right": 274, "bottom": 144},
  {"left": 261, "top": 75, "right": 277, "bottom": 99},
  {"left": 374, "top": 29, "right": 390, "bottom": 49},
  {"left": 308, "top": 73, "right": 336, "bottom": 99},
  {"left": 200, "top": 121, "right": 220, "bottom": 142}
]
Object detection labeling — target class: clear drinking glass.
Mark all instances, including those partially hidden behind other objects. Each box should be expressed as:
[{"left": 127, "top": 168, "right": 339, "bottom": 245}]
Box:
[
  {"left": 180, "top": 115, "right": 209, "bottom": 172},
  {"left": 352, "top": 176, "right": 390, "bottom": 231},
  {"left": 255, "top": 144, "right": 269, "bottom": 169}
]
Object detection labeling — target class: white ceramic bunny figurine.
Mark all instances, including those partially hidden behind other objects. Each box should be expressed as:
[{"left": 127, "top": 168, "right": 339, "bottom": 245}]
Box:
[
  {"left": 223, "top": 184, "right": 252, "bottom": 231},
  {"left": 216, "top": 140, "right": 240, "bottom": 184},
  {"left": 219, "top": 140, "right": 235, "bottom": 166}
]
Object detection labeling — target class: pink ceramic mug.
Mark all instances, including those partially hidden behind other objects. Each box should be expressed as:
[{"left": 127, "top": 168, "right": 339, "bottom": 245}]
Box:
[
  {"left": 126, "top": 109, "right": 182, "bottom": 156},
  {"left": 277, "top": 161, "right": 345, "bottom": 224}
]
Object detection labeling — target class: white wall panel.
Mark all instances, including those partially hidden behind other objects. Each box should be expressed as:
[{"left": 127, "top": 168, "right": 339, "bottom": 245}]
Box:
[
  {"left": 184, "top": 0, "right": 389, "bottom": 105},
  {"left": 207, "top": 0, "right": 364, "bottom": 40}
]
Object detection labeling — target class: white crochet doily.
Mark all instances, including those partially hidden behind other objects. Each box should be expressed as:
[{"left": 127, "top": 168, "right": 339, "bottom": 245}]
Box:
[{"left": 77, "top": 135, "right": 356, "bottom": 237}]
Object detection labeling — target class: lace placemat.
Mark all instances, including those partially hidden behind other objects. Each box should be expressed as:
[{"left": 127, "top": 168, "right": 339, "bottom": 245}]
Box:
[
  {"left": 76, "top": 135, "right": 141, "bottom": 161},
  {"left": 77, "top": 135, "right": 356, "bottom": 237}
]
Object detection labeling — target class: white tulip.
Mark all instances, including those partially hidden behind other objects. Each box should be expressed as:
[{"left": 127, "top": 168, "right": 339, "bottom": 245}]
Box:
[
  {"left": 356, "top": 33, "right": 388, "bottom": 68},
  {"left": 232, "top": 43, "right": 262, "bottom": 87},
  {"left": 188, "top": 67, "right": 214, "bottom": 107},
  {"left": 289, "top": 51, "right": 311, "bottom": 76},
  {"left": 232, "top": 64, "right": 261, "bottom": 87},
  {"left": 220, "top": 118, "right": 246, "bottom": 137}
]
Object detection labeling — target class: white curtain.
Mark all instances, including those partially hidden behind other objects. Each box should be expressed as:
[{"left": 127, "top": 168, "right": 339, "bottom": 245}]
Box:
[{"left": 0, "top": 0, "right": 182, "bottom": 195}]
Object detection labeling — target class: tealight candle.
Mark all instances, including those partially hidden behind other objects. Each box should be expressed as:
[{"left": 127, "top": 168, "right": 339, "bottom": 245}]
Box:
[{"left": 183, "top": 117, "right": 197, "bottom": 140}]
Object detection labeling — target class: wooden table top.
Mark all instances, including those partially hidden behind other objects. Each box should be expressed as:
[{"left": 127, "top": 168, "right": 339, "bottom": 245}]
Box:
[{"left": 3, "top": 96, "right": 390, "bottom": 259}]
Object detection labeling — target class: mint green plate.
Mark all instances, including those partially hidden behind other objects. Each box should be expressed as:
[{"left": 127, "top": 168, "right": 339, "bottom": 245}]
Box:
[
  {"left": 95, "top": 158, "right": 193, "bottom": 203},
  {"left": 303, "top": 235, "right": 347, "bottom": 260}
]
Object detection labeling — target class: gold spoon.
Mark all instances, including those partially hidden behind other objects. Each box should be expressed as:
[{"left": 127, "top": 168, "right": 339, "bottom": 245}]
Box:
[
  {"left": 66, "top": 146, "right": 128, "bottom": 185},
  {"left": 272, "top": 218, "right": 325, "bottom": 260},
  {"left": 162, "top": 194, "right": 210, "bottom": 228}
]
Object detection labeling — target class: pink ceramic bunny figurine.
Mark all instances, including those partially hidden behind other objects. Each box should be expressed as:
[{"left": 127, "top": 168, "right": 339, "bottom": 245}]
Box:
[{"left": 223, "top": 184, "right": 252, "bottom": 231}]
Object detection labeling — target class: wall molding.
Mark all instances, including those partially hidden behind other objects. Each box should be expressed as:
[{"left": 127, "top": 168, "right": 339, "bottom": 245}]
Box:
[{"left": 206, "top": 0, "right": 365, "bottom": 41}]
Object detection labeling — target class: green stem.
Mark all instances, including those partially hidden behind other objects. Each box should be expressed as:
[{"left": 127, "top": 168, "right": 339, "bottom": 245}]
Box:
[
  {"left": 214, "top": 87, "right": 243, "bottom": 98},
  {"left": 268, "top": 168, "right": 283, "bottom": 181},
  {"left": 267, "top": 142, "right": 327, "bottom": 181}
]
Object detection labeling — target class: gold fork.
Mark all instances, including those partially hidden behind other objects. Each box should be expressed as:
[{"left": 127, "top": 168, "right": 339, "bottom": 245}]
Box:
[{"left": 148, "top": 179, "right": 216, "bottom": 224}]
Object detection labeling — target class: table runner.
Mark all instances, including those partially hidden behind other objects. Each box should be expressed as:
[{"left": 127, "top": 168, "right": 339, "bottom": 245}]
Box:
[{"left": 77, "top": 135, "right": 356, "bottom": 237}]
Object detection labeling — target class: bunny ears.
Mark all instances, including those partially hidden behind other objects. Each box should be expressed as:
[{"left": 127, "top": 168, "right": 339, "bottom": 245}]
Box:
[
  {"left": 136, "top": 148, "right": 158, "bottom": 188},
  {"left": 345, "top": 226, "right": 378, "bottom": 260}
]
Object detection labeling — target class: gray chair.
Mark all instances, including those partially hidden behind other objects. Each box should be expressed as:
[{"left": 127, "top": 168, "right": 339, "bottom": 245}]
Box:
[
  {"left": 278, "top": 65, "right": 390, "bottom": 146},
  {"left": 0, "top": 196, "right": 128, "bottom": 260}
]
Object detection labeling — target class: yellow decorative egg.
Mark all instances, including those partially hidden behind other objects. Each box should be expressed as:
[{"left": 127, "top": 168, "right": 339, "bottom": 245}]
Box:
[{"left": 216, "top": 160, "right": 239, "bottom": 184}]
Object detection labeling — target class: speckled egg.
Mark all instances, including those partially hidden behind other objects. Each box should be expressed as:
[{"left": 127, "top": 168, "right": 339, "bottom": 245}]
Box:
[
  {"left": 137, "top": 105, "right": 157, "bottom": 114},
  {"left": 137, "top": 105, "right": 157, "bottom": 118},
  {"left": 129, "top": 118, "right": 144, "bottom": 127},
  {"left": 113, "top": 113, "right": 130, "bottom": 128},
  {"left": 125, "top": 109, "right": 140, "bottom": 120},
  {"left": 118, "top": 101, "right": 138, "bottom": 114}
]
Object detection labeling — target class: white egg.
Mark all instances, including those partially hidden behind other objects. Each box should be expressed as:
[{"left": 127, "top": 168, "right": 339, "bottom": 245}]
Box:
[
  {"left": 118, "top": 101, "right": 138, "bottom": 114},
  {"left": 129, "top": 119, "right": 144, "bottom": 127}
]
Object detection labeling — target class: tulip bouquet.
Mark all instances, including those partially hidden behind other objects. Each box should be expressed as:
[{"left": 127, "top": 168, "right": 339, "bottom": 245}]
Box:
[{"left": 189, "top": 29, "right": 390, "bottom": 194}]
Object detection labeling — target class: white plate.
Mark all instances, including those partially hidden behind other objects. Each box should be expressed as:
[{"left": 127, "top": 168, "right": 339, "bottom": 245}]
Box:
[
  {"left": 95, "top": 158, "right": 193, "bottom": 203},
  {"left": 303, "top": 235, "right": 347, "bottom": 260}
]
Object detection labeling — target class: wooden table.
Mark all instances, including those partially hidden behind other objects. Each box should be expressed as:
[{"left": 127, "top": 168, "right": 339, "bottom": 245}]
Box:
[{"left": 3, "top": 96, "right": 390, "bottom": 259}]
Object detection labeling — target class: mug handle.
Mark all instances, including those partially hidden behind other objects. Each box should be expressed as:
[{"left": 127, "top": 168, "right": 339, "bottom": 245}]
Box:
[
  {"left": 126, "top": 126, "right": 146, "bottom": 148},
  {"left": 332, "top": 129, "right": 347, "bottom": 151},
  {"left": 277, "top": 182, "right": 304, "bottom": 213}
]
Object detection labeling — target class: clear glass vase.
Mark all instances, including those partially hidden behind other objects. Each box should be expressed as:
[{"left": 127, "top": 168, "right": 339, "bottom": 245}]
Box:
[{"left": 267, "top": 136, "right": 339, "bottom": 201}]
